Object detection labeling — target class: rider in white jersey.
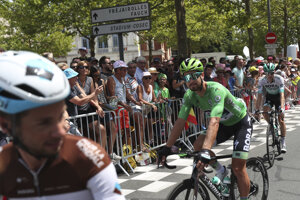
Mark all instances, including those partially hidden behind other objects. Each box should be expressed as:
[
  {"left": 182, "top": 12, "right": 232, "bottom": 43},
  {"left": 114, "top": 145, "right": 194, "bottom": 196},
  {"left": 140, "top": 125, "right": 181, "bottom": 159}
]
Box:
[
  {"left": 0, "top": 51, "right": 125, "bottom": 200},
  {"left": 255, "top": 63, "right": 287, "bottom": 153}
]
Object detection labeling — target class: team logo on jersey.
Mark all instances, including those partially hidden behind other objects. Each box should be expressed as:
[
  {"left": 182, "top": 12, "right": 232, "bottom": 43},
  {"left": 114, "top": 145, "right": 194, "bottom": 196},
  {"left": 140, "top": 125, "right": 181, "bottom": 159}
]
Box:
[
  {"left": 76, "top": 139, "right": 105, "bottom": 168},
  {"left": 215, "top": 96, "right": 221, "bottom": 103}
]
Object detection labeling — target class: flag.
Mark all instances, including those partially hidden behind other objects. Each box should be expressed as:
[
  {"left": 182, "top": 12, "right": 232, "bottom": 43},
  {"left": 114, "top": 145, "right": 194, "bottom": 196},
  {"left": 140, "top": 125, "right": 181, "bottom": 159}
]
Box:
[{"left": 185, "top": 108, "right": 197, "bottom": 130}]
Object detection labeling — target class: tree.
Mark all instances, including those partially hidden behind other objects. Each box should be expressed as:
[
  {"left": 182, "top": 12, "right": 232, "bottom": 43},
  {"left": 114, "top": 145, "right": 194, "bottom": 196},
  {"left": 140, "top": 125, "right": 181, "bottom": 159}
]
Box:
[
  {"left": 175, "top": 0, "right": 188, "bottom": 58},
  {"left": 0, "top": 0, "right": 73, "bottom": 56}
]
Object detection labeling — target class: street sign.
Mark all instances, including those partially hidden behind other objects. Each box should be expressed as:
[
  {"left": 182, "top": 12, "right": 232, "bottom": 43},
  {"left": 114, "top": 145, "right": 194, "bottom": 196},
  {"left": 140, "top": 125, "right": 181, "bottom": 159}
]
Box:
[
  {"left": 91, "top": 2, "right": 150, "bottom": 23},
  {"left": 264, "top": 44, "right": 278, "bottom": 48},
  {"left": 265, "top": 32, "right": 277, "bottom": 44},
  {"left": 92, "top": 20, "right": 151, "bottom": 36},
  {"left": 267, "top": 48, "right": 276, "bottom": 55}
]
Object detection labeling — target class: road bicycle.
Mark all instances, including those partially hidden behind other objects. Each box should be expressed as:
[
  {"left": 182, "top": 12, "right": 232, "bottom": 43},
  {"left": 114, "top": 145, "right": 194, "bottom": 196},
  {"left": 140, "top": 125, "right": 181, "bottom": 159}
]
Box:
[
  {"left": 159, "top": 152, "right": 269, "bottom": 200},
  {"left": 262, "top": 108, "right": 282, "bottom": 167}
]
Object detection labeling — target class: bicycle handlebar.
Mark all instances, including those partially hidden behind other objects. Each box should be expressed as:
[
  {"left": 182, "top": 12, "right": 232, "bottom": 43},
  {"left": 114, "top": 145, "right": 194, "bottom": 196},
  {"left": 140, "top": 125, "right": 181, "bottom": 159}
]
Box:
[{"left": 158, "top": 151, "right": 232, "bottom": 170}]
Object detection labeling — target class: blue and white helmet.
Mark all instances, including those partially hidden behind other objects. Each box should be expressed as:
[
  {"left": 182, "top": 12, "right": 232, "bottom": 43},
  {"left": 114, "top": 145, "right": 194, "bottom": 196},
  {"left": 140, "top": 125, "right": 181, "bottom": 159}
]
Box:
[{"left": 0, "top": 51, "right": 70, "bottom": 114}]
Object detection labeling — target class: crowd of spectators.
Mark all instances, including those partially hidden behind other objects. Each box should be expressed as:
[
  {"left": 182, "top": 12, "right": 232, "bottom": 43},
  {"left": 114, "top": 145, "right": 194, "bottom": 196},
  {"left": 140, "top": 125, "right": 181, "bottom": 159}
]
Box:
[
  {"left": 2, "top": 46, "right": 299, "bottom": 164},
  {"left": 61, "top": 49, "right": 300, "bottom": 163}
]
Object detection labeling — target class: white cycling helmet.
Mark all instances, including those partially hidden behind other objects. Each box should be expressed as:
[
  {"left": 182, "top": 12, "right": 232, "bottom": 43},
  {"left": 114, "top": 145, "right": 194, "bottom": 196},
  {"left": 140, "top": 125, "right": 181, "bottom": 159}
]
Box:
[{"left": 0, "top": 51, "right": 70, "bottom": 114}]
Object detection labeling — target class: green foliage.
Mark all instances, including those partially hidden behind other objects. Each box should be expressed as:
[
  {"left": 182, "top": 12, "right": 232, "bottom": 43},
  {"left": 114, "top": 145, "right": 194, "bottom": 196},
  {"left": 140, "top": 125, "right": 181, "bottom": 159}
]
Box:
[
  {"left": 0, "top": 0, "right": 298, "bottom": 58},
  {"left": 0, "top": 0, "right": 74, "bottom": 56}
]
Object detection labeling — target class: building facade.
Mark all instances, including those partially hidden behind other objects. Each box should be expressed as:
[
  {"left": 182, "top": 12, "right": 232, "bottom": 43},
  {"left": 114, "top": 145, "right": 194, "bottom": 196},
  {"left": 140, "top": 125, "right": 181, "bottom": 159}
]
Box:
[{"left": 64, "top": 32, "right": 171, "bottom": 65}]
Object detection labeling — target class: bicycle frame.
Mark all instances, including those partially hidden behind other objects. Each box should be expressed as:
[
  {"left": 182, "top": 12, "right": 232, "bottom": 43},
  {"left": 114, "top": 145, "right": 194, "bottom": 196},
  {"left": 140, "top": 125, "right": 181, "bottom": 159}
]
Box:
[{"left": 191, "top": 154, "right": 233, "bottom": 200}]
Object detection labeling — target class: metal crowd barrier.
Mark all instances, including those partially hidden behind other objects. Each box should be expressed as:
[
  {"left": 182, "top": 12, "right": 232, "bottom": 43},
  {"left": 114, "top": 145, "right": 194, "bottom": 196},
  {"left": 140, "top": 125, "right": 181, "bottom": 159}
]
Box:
[{"left": 67, "top": 89, "right": 260, "bottom": 176}]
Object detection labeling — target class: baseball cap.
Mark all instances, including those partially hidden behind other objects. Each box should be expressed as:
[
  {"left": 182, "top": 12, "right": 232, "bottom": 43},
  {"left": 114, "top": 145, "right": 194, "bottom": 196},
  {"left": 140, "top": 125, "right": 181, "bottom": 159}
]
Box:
[
  {"left": 148, "top": 67, "right": 159, "bottom": 74},
  {"left": 142, "top": 71, "right": 151, "bottom": 77},
  {"left": 89, "top": 57, "right": 98, "bottom": 63},
  {"left": 249, "top": 66, "right": 258, "bottom": 73},
  {"left": 113, "top": 60, "right": 128, "bottom": 69},
  {"left": 158, "top": 73, "right": 167, "bottom": 80},
  {"left": 225, "top": 67, "right": 231, "bottom": 72},
  {"left": 79, "top": 47, "right": 87, "bottom": 51},
  {"left": 216, "top": 63, "right": 225, "bottom": 71},
  {"left": 64, "top": 68, "right": 78, "bottom": 79}
]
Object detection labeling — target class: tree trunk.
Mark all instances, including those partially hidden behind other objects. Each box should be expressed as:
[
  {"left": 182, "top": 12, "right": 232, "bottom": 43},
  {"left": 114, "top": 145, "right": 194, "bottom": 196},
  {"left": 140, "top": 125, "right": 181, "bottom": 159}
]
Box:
[
  {"left": 89, "top": 35, "right": 96, "bottom": 57},
  {"left": 283, "top": 0, "right": 288, "bottom": 57},
  {"left": 245, "top": 0, "right": 254, "bottom": 59},
  {"left": 148, "top": 38, "right": 153, "bottom": 65},
  {"left": 175, "top": 0, "right": 188, "bottom": 58}
]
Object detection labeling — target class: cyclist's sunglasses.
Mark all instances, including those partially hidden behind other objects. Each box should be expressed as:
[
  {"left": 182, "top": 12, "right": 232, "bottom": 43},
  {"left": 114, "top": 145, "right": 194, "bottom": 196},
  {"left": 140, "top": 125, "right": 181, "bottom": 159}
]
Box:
[
  {"left": 183, "top": 72, "right": 202, "bottom": 83},
  {"left": 267, "top": 71, "right": 274, "bottom": 75}
]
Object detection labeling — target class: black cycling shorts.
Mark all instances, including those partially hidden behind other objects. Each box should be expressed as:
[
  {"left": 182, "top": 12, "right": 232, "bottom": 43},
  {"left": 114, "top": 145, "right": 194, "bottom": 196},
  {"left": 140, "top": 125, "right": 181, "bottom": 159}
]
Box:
[
  {"left": 264, "top": 93, "right": 281, "bottom": 111},
  {"left": 216, "top": 114, "right": 252, "bottom": 155}
]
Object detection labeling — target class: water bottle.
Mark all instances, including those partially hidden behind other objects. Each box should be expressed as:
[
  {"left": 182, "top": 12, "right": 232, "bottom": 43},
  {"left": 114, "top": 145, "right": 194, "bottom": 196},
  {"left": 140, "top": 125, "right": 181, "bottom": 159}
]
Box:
[
  {"left": 273, "top": 124, "right": 279, "bottom": 137},
  {"left": 211, "top": 176, "right": 229, "bottom": 197}
]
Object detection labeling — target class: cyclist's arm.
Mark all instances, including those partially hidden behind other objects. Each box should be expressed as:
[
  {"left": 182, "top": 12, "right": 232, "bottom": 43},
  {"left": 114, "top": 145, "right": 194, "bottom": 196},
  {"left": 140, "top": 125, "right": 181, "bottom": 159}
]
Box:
[
  {"left": 166, "top": 118, "right": 186, "bottom": 148},
  {"left": 202, "top": 116, "right": 220, "bottom": 150},
  {"left": 74, "top": 138, "right": 125, "bottom": 200},
  {"left": 279, "top": 78, "right": 285, "bottom": 110},
  {"left": 87, "top": 163, "right": 125, "bottom": 200},
  {"left": 280, "top": 92, "right": 285, "bottom": 110}
]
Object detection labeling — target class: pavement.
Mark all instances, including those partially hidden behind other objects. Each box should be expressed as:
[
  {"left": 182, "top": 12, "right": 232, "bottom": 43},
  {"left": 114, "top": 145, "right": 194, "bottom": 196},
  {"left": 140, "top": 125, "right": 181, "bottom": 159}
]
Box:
[{"left": 117, "top": 105, "right": 300, "bottom": 200}]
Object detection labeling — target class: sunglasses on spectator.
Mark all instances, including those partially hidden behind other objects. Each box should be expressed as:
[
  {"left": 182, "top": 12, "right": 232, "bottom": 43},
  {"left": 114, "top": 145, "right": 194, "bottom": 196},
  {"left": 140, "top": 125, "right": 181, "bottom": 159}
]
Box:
[
  {"left": 71, "top": 66, "right": 77, "bottom": 69},
  {"left": 144, "top": 76, "right": 152, "bottom": 80},
  {"left": 105, "top": 62, "right": 112, "bottom": 65},
  {"left": 183, "top": 72, "right": 202, "bottom": 83},
  {"left": 78, "top": 65, "right": 89, "bottom": 69}
]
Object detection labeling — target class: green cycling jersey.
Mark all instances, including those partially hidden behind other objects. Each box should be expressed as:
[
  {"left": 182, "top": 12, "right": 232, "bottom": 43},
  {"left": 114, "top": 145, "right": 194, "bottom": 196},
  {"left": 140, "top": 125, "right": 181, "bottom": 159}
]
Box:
[{"left": 178, "top": 81, "right": 247, "bottom": 126}]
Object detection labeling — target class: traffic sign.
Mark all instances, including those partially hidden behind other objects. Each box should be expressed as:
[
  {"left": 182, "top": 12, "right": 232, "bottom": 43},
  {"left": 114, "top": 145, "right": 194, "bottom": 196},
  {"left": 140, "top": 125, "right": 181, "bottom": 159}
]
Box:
[
  {"left": 267, "top": 48, "right": 276, "bottom": 55},
  {"left": 91, "top": 2, "right": 150, "bottom": 24},
  {"left": 264, "top": 44, "right": 278, "bottom": 48},
  {"left": 92, "top": 20, "right": 151, "bottom": 36},
  {"left": 265, "top": 32, "right": 277, "bottom": 44}
]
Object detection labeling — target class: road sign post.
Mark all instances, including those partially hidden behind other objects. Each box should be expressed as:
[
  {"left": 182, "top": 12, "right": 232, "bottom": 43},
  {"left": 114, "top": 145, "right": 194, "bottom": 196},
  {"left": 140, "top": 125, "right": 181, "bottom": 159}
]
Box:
[{"left": 91, "top": 3, "right": 150, "bottom": 60}]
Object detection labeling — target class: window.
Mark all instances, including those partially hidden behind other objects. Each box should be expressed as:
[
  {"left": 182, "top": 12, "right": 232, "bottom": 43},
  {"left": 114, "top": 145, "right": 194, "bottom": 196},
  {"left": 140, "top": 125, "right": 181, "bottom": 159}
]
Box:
[
  {"left": 82, "top": 37, "right": 89, "bottom": 49},
  {"left": 98, "top": 36, "right": 108, "bottom": 48},
  {"left": 112, "top": 34, "right": 119, "bottom": 47}
]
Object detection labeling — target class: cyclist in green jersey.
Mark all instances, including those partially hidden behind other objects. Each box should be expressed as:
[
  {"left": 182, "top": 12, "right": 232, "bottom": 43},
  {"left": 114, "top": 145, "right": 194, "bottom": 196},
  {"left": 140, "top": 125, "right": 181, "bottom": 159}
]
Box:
[{"left": 159, "top": 58, "right": 252, "bottom": 200}]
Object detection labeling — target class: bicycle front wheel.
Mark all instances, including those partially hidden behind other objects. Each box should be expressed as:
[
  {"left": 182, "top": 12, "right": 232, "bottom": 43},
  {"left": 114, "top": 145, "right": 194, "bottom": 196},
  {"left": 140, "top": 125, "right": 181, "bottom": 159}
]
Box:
[
  {"left": 167, "top": 179, "right": 210, "bottom": 200},
  {"left": 266, "top": 125, "right": 275, "bottom": 167},
  {"left": 230, "top": 157, "right": 269, "bottom": 200}
]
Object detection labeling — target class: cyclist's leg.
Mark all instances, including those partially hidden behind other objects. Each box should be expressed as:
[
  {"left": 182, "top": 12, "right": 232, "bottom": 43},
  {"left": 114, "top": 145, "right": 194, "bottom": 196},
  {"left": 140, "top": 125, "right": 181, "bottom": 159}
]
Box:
[
  {"left": 210, "top": 124, "right": 234, "bottom": 174},
  {"left": 262, "top": 96, "right": 272, "bottom": 123},
  {"left": 232, "top": 114, "right": 252, "bottom": 198},
  {"left": 193, "top": 134, "right": 205, "bottom": 151},
  {"left": 276, "top": 105, "right": 286, "bottom": 138}
]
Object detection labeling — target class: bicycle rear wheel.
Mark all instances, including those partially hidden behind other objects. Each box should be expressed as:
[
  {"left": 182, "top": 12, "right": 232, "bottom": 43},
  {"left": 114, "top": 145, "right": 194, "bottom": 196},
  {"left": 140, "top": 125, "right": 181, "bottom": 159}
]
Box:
[
  {"left": 230, "top": 157, "right": 269, "bottom": 200},
  {"left": 266, "top": 125, "right": 275, "bottom": 167},
  {"left": 167, "top": 179, "right": 210, "bottom": 200}
]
